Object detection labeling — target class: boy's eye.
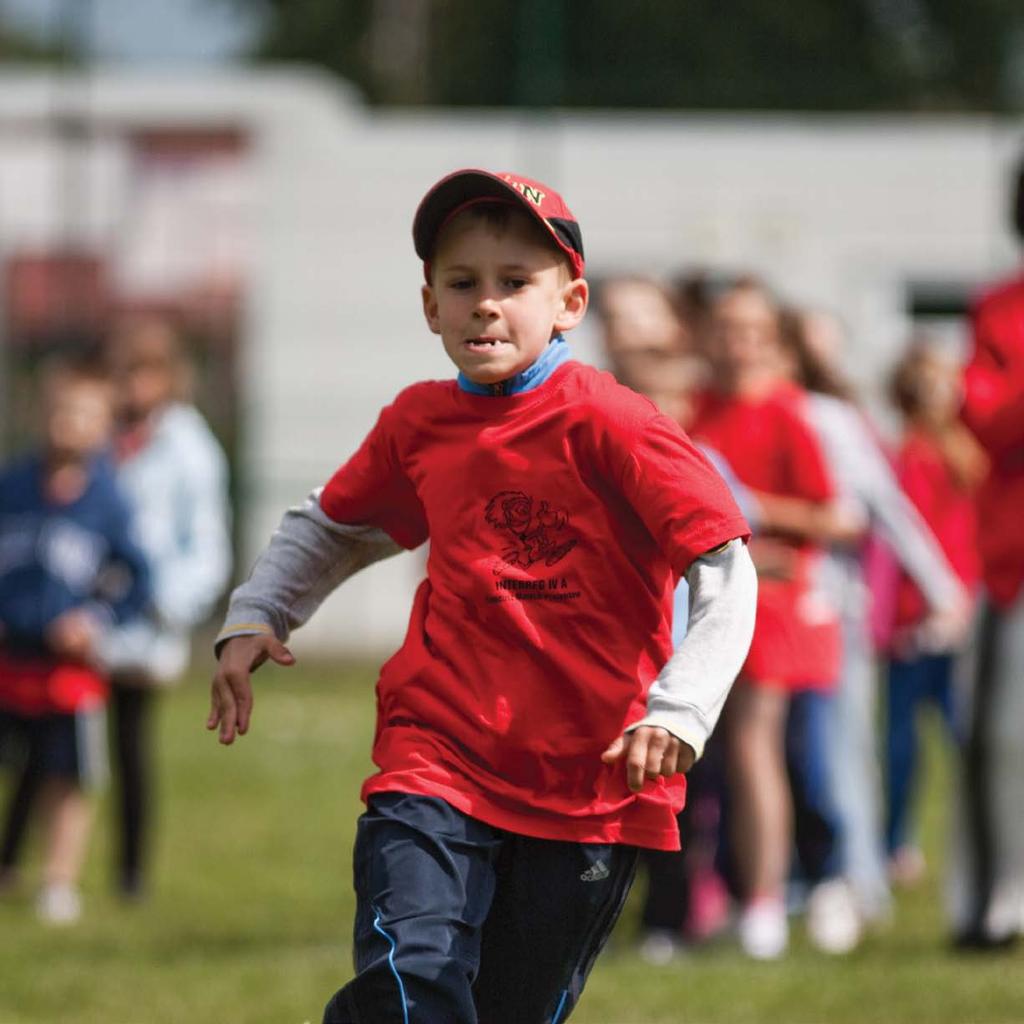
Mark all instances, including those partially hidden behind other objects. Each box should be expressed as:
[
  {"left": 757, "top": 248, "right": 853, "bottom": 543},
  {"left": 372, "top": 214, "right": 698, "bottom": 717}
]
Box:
[
  {"left": 447, "top": 278, "right": 474, "bottom": 290},
  {"left": 505, "top": 278, "right": 528, "bottom": 290}
]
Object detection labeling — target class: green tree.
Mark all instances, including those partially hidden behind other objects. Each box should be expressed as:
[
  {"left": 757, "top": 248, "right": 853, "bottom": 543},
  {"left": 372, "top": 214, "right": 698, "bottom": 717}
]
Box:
[
  {"left": 220, "top": 0, "right": 1024, "bottom": 111},
  {"left": 0, "top": 22, "right": 65, "bottom": 64}
]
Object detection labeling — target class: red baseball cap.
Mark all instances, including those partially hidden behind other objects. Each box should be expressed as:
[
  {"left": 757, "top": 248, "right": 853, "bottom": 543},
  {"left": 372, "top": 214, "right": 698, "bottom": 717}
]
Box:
[{"left": 413, "top": 169, "right": 585, "bottom": 280}]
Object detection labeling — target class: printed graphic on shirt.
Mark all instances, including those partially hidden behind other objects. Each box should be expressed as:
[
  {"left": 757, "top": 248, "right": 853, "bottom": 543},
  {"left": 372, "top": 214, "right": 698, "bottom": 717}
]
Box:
[
  {"left": 484, "top": 490, "right": 582, "bottom": 605},
  {"left": 41, "top": 520, "right": 105, "bottom": 592},
  {"left": 0, "top": 516, "right": 105, "bottom": 593},
  {"left": 485, "top": 490, "right": 578, "bottom": 573}
]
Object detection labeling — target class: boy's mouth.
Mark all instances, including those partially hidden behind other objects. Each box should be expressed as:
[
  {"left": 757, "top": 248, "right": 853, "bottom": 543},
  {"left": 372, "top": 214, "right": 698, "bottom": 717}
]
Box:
[{"left": 464, "top": 336, "right": 506, "bottom": 353}]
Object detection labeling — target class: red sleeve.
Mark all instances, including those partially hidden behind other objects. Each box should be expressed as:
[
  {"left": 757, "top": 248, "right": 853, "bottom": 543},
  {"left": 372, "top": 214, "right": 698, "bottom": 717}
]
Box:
[
  {"left": 319, "top": 404, "right": 429, "bottom": 550},
  {"left": 619, "top": 414, "right": 751, "bottom": 576},
  {"left": 962, "top": 300, "right": 1024, "bottom": 457},
  {"left": 783, "top": 408, "right": 835, "bottom": 503}
]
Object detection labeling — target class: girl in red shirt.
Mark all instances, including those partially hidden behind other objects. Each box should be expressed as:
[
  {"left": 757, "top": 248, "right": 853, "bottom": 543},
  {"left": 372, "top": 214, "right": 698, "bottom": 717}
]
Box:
[
  {"left": 691, "top": 278, "right": 845, "bottom": 959},
  {"left": 884, "top": 343, "right": 986, "bottom": 883}
]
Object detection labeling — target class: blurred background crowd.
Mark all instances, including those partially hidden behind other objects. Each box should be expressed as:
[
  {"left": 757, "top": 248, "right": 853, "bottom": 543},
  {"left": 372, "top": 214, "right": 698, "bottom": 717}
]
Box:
[
  {"left": 1, "top": 0, "right": 1023, "bottom": 1012},
  {"left": 595, "top": 265, "right": 1013, "bottom": 960}
]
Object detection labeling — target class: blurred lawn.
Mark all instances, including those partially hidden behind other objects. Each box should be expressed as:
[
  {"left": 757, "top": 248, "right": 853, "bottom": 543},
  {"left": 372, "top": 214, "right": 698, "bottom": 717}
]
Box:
[{"left": 1, "top": 661, "right": 1022, "bottom": 1024}]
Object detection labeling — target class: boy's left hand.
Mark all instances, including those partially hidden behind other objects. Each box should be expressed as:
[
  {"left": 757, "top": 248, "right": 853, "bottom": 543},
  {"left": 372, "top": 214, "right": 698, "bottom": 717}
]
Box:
[{"left": 601, "top": 726, "right": 696, "bottom": 792}]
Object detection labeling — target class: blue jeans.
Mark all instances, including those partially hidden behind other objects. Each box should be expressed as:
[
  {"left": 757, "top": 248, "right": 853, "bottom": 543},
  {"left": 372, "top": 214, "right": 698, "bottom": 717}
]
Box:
[
  {"left": 787, "top": 689, "right": 842, "bottom": 884},
  {"left": 885, "top": 652, "right": 957, "bottom": 853},
  {"left": 323, "top": 792, "right": 639, "bottom": 1024}
]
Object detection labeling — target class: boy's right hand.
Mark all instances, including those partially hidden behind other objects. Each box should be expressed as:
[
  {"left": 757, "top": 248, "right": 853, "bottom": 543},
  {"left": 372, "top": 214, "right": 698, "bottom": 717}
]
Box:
[
  {"left": 46, "top": 609, "right": 100, "bottom": 661},
  {"left": 207, "top": 634, "right": 295, "bottom": 745}
]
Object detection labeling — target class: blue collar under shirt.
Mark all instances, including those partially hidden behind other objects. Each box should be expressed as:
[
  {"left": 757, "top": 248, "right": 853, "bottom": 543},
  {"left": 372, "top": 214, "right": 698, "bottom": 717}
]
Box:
[{"left": 457, "top": 335, "right": 570, "bottom": 396}]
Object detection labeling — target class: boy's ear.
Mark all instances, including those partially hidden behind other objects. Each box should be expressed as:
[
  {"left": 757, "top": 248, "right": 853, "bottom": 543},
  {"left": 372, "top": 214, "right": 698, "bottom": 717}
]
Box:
[
  {"left": 421, "top": 284, "right": 441, "bottom": 335},
  {"left": 553, "top": 277, "right": 589, "bottom": 334}
]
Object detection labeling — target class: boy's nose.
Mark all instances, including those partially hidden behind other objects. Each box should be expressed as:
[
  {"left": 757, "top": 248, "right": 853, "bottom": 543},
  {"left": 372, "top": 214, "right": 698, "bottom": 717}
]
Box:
[{"left": 473, "top": 297, "right": 500, "bottom": 319}]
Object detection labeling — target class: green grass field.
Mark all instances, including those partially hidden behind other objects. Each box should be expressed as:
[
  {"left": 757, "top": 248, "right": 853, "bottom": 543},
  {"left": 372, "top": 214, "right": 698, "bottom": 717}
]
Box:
[{"left": 1, "top": 660, "right": 1022, "bottom": 1024}]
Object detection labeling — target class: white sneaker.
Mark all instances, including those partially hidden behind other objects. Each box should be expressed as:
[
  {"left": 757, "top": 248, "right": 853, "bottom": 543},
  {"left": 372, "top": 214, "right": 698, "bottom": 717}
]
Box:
[
  {"left": 738, "top": 898, "right": 788, "bottom": 960},
  {"left": 806, "top": 879, "right": 861, "bottom": 955},
  {"left": 36, "top": 883, "right": 82, "bottom": 926},
  {"left": 637, "top": 929, "right": 682, "bottom": 966}
]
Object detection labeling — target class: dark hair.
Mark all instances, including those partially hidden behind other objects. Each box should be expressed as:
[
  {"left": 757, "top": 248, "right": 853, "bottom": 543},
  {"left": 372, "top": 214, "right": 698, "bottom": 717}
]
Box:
[
  {"left": 433, "top": 200, "right": 571, "bottom": 276},
  {"left": 457, "top": 201, "right": 519, "bottom": 233},
  {"left": 777, "top": 307, "right": 854, "bottom": 401},
  {"left": 105, "top": 313, "right": 194, "bottom": 403},
  {"left": 672, "top": 269, "right": 716, "bottom": 327},
  {"left": 40, "top": 350, "right": 110, "bottom": 391}
]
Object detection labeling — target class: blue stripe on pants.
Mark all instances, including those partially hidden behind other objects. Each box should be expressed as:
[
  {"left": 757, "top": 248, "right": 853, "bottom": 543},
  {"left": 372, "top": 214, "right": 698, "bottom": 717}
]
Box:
[
  {"left": 321, "top": 793, "right": 638, "bottom": 1023},
  {"left": 371, "top": 909, "right": 410, "bottom": 1024}
]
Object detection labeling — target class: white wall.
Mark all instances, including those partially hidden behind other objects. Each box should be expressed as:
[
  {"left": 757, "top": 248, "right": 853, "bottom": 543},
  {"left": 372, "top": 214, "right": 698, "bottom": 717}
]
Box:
[{"left": 1, "top": 69, "right": 1021, "bottom": 655}]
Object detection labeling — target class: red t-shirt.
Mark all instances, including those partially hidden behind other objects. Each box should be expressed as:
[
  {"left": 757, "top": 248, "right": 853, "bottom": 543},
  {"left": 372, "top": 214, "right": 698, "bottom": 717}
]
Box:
[
  {"left": 963, "top": 275, "right": 1024, "bottom": 607},
  {"left": 893, "top": 431, "right": 980, "bottom": 628},
  {"left": 690, "top": 383, "right": 840, "bottom": 688},
  {"left": 320, "top": 361, "right": 749, "bottom": 851}
]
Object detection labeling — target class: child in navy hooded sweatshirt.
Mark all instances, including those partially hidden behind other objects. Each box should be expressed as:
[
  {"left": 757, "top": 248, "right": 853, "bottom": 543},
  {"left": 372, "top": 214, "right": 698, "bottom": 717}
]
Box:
[{"left": 0, "top": 356, "right": 149, "bottom": 923}]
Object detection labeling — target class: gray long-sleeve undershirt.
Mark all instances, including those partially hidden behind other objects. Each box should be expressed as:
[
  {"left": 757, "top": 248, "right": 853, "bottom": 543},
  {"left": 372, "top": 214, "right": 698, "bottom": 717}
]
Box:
[
  {"left": 216, "top": 493, "right": 757, "bottom": 760},
  {"left": 215, "top": 490, "right": 401, "bottom": 647}
]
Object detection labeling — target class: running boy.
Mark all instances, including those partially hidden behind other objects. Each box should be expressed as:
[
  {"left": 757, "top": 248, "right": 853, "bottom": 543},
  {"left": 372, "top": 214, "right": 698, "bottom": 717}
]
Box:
[{"left": 209, "top": 170, "right": 757, "bottom": 1023}]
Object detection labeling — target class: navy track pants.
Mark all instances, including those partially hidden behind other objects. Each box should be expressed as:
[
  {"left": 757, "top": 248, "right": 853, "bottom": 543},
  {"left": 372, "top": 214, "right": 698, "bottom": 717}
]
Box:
[{"left": 323, "top": 792, "right": 639, "bottom": 1024}]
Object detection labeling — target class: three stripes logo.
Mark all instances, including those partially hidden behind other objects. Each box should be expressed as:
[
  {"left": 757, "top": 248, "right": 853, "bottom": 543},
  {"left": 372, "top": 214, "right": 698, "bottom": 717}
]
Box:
[{"left": 580, "top": 860, "right": 610, "bottom": 883}]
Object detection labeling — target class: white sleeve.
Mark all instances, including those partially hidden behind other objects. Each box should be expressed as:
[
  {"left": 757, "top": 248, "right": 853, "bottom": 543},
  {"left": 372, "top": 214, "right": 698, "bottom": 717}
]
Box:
[
  {"left": 626, "top": 538, "right": 757, "bottom": 759},
  {"left": 153, "top": 431, "right": 233, "bottom": 630},
  {"left": 845, "top": 416, "right": 965, "bottom": 609},
  {"left": 214, "top": 488, "right": 401, "bottom": 652}
]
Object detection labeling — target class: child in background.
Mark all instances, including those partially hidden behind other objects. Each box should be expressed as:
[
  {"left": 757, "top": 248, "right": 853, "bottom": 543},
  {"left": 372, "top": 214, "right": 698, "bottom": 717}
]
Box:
[
  {"left": 597, "top": 275, "right": 760, "bottom": 960},
  {"left": 0, "top": 318, "right": 231, "bottom": 901},
  {"left": 690, "top": 278, "right": 846, "bottom": 959},
  {"left": 209, "top": 169, "right": 756, "bottom": 1023},
  {"left": 884, "top": 342, "right": 986, "bottom": 884},
  {"left": 777, "top": 310, "right": 968, "bottom": 926},
  {"left": 0, "top": 357, "right": 150, "bottom": 923},
  {"left": 952, "top": 215, "right": 1024, "bottom": 947},
  {"left": 598, "top": 276, "right": 707, "bottom": 427},
  {"left": 100, "top": 314, "right": 232, "bottom": 899}
]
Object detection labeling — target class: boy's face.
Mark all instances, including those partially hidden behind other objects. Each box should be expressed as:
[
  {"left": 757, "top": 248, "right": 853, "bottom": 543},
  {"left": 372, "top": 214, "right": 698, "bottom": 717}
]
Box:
[
  {"left": 421, "top": 212, "right": 588, "bottom": 384},
  {"left": 44, "top": 377, "right": 113, "bottom": 461}
]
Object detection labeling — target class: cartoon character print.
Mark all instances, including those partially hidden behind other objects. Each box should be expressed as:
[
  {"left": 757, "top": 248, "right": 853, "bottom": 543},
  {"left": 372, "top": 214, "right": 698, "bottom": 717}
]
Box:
[{"left": 485, "top": 490, "right": 578, "bottom": 574}]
